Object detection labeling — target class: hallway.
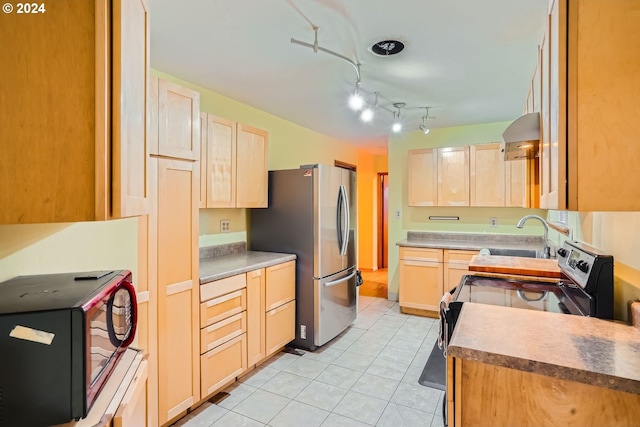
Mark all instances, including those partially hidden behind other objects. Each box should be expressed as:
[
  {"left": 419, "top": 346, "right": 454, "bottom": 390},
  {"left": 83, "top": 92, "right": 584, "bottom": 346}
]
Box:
[{"left": 359, "top": 268, "right": 388, "bottom": 299}]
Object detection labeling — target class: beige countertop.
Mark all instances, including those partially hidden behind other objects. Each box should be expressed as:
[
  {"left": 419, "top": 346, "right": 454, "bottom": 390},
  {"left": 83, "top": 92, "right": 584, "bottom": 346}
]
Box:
[
  {"left": 200, "top": 250, "right": 296, "bottom": 284},
  {"left": 448, "top": 302, "right": 640, "bottom": 395},
  {"left": 396, "top": 231, "right": 545, "bottom": 251}
]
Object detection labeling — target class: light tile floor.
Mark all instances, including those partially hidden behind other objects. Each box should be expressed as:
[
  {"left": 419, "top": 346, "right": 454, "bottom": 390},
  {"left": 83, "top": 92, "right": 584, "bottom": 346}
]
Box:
[{"left": 172, "top": 296, "right": 445, "bottom": 427}]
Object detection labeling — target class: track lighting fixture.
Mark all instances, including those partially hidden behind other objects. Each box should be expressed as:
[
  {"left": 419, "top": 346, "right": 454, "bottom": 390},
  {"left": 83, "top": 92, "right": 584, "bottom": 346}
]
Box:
[
  {"left": 291, "top": 25, "right": 436, "bottom": 134},
  {"left": 419, "top": 107, "right": 432, "bottom": 134}
]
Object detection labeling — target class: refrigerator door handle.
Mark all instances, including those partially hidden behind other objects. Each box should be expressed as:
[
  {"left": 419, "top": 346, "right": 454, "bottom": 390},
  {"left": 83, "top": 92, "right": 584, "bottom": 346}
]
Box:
[
  {"left": 336, "top": 186, "right": 344, "bottom": 253},
  {"left": 338, "top": 185, "right": 349, "bottom": 256},
  {"left": 324, "top": 270, "right": 357, "bottom": 287}
]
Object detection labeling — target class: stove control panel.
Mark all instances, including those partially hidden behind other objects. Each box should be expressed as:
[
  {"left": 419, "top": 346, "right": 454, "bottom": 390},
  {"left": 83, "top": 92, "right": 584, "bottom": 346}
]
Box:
[{"left": 557, "top": 241, "right": 613, "bottom": 293}]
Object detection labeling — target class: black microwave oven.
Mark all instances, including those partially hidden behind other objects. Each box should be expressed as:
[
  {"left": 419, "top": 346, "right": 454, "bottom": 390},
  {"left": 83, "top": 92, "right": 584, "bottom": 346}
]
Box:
[{"left": 0, "top": 270, "right": 137, "bottom": 427}]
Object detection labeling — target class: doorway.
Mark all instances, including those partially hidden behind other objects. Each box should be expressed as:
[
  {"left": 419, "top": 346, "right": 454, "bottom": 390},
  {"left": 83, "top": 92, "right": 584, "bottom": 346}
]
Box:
[{"left": 358, "top": 172, "right": 389, "bottom": 299}]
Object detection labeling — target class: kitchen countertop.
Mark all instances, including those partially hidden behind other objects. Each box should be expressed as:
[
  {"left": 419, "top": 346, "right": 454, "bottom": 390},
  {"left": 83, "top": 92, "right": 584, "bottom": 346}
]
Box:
[
  {"left": 396, "top": 231, "right": 545, "bottom": 251},
  {"left": 448, "top": 302, "right": 640, "bottom": 395},
  {"left": 200, "top": 246, "right": 296, "bottom": 284}
]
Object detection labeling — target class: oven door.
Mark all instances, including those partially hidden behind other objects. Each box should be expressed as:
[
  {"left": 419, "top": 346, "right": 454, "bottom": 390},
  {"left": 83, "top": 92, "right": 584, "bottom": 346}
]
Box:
[{"left": 84, "top": 276, "right": 137, "bottom": 413}]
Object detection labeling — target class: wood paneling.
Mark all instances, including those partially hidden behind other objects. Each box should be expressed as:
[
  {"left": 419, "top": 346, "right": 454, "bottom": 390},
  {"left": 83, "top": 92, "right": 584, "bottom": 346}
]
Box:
[{"left": 455, "top": 358, "right": 640, "bottom": 427}]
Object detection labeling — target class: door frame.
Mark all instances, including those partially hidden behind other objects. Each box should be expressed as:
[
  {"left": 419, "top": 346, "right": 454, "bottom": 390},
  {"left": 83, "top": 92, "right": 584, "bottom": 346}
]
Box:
[{"left": 377, "top": 172, "right": 388, "bottom": 268}]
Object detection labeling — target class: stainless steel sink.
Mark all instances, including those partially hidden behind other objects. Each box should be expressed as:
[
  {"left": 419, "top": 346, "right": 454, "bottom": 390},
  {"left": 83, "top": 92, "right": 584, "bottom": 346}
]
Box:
[{"left": 483, "top": 248, "right": 541, "bottom": 258}]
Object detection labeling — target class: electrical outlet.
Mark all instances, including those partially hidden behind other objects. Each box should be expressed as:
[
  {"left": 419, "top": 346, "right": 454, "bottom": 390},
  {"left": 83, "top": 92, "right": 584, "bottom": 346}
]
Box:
[
  {"left": 489, "top": 217, "right": 498, "bottom": 227},
  {"left": 395, "top": 209, "right": 402, "bottom": 219},
  {"left": 220, "top": 219, "right": 230, "bottom": 233},
  {"left": 300, "top": 325, "right": 306, "bottom": 339}
]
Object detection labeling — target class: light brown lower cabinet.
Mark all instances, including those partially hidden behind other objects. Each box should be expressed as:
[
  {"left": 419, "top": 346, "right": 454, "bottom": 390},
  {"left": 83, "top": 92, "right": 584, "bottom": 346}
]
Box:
[
  {"left": 447, "top": 357, "right": 640, "bottom": 427},
  {"left": 198, "top": 260, "right": 296, "bottom": 402},
  {"left": 399, "top": 248, "right": 477, "bottom": 315},
  {"left": 201, "top": 334, "right": 247, "bottom": 398},
  {"left": 265, "top": 300, "right": 296, "bottom": 356}
]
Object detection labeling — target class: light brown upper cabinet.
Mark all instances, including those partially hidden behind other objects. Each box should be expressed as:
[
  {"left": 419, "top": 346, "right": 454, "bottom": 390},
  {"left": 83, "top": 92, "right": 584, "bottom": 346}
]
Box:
[
  {"left": 407, "top": 148, "right": 438, "bottom": 206},
  {"left": 409, "top": 144, "right": 529, "bottom": 208},
  {"left": 157, "top": 80, "right": 200, "bottom": 160},
  {"left": 408, "top": 148, "right": 438, "bottom": 206},
  {"left": 505, "top": 159, "right": 530, "bottom": 208},
  {"left": 438, "top": 146, "right": 470, "bottom": 206},
  {"left": 538, "top": 0, "right": 640, "bottom": 211},
  {"left": 236, "top": 124, "right": 269, "bottom": 208},
  {"left": 470, "top": 143, "right": 505, "bottom": 207},
  {"left": 0, "top": 0, "right": 150, "bottom": 223},
  {"left": 200, "top": 115, "right": 268, "bottom": 208}
]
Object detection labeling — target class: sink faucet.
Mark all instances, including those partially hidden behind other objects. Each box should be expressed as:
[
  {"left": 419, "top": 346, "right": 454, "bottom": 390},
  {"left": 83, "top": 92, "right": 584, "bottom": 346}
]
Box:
[{"left": 516, "top": 214, "right": 551, "bottom": 258}]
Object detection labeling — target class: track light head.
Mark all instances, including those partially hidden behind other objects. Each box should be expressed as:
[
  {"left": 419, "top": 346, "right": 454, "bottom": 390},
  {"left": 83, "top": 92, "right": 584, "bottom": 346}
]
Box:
[
  {"left": 348, "top": 92, "right": 364, "bottom": 111},
  {"left": 419, "top": 107, "right": 432, "bottom": 134},
  {"left": 360, "top": 107, "right": 374, "bottom": 122}
]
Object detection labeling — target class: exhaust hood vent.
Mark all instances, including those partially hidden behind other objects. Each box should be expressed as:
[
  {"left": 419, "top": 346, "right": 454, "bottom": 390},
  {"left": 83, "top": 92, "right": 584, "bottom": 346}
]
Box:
[{"left": 501, "top": 112, "right": 540, "bottom": 161}]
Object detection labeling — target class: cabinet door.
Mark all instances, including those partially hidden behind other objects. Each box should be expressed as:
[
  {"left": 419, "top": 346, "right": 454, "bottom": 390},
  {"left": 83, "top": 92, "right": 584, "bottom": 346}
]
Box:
[
  {"left": 247, "top": 269, "right": 266, "bottom": 367},
  {"left": 201, "top": 334, "right": 246, "bottom": 398},
  {"left": 236, "top": 124, "right": 269, "bottom": 208},
  {"left": 539, "top": 14, "right": 556, "bottom": 209},
  {"left": 399, "top": 259, "right": 444, "bottom": 312},
  {"left": 199, "top": 112, "right": 208, "bottom": 208},
  {"left": 543, "top": 0, "right": 564, "bottom": 209},
  {"left": 206, "top": 115, "right": 236, "bottom": 208},
  {"left": 158, "top": 79, "right": 200, "bottom": 160},
  {"left": 114, "top": 360, "right": 148, "bottom": 427},
  {"left": 111, "top": 0, "right": 150, "bottom": 218},
  {"left": 265, "top": 261, "right": 296, "bottom": 311},
  {"left": 505, "top": 159, "right": 529, "bottom": 207},
  {"left": 265, "top": 300, "right": 296, "bottom": 356},
  {"left": 407, "top": 148, "right": 438, "bottom": 206},
  {"left": 438, "top": 146, "right": 470, "bottom": 206},
  {"left": 157, "top": 158, "right": 200, "bottom": 425},
  {"left": 469, "top": 143, "right": 505, "bottom": 207}
]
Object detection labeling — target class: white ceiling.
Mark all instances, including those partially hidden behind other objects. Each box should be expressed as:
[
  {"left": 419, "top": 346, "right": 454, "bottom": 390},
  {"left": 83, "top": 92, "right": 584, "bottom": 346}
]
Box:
[{"left": 150, "top": 0, "right": 549, "bottom": 150}]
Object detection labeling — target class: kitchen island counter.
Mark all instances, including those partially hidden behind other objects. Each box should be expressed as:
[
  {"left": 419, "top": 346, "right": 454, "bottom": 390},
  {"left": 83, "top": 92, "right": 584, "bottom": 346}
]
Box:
[{"left": 448, "top": 302, "right": 640, "bottom": 394}]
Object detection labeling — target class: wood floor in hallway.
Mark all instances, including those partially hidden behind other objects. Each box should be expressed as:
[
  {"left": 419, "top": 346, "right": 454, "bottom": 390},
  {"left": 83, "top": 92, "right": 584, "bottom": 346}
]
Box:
[{"left": 359, "top": 268, "right": 388, "bottom": 298}]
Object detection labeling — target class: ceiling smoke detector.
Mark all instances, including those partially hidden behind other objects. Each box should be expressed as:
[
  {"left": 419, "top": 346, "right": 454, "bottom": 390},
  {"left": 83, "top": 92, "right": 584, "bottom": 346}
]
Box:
[{"left": 370, "top": 39, "right": 405, "bottom": 56}]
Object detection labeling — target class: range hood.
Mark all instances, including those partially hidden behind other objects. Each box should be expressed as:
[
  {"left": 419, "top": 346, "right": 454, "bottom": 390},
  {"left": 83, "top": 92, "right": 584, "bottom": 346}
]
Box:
[{"left": 501, "top": 112, "right": 540, "bottom": 160}]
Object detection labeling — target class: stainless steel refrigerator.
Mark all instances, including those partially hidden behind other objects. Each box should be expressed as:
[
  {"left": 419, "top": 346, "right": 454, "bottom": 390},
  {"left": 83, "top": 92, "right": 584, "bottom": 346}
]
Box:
[{"left": 250, "top": 164, "right": 357, "bottom": 350}]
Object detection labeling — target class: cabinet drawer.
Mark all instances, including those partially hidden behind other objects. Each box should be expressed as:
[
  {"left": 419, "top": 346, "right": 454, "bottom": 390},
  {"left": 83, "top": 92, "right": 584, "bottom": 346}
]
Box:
[
  {"left": 200, "top": 288, "right": 246, "bottom": 328},
  {"left": 200, "top": 311, "right": 246, "bottom": 354},
  {"left": 265, "top": 261, "right": 295, "bottom": 311},
  {"left": 399, "top": 247, "right": 443, "bottom": 262},
  {"left": 444, "top": 249, "right": 479, "bottom": 265},
  {"left": 201, "top": 334, "right": 246, "bottom": 398},
  {"left": 265, "top": 300, "right": 295, "bottom": 356},
  {"left": 200, "top": 273, "right": 246, "bottom": 302}
]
